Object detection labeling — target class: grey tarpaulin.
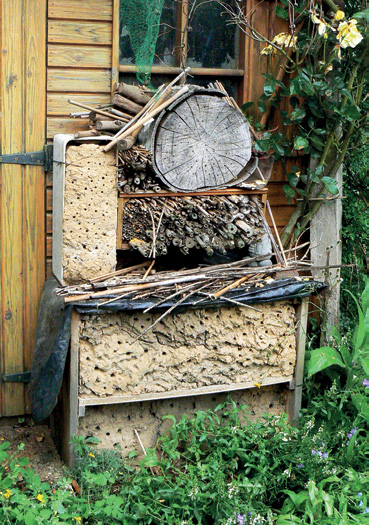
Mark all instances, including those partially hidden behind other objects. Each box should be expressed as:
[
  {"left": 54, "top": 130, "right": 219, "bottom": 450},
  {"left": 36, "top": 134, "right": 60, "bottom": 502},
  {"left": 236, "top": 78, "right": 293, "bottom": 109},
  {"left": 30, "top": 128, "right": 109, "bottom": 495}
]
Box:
[
  {"left": 28, "top": 278, "right": 72, "bottom": 423},
  {"left": 29, "top": 276, "right": 324, "bottom": 422}
]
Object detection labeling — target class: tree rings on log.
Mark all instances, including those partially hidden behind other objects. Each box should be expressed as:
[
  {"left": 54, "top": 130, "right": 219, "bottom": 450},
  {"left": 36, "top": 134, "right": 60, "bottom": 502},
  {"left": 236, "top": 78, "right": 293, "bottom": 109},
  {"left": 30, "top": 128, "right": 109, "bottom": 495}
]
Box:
[{"left": 149, "top": 89, "right": 252, "bottom": 192}]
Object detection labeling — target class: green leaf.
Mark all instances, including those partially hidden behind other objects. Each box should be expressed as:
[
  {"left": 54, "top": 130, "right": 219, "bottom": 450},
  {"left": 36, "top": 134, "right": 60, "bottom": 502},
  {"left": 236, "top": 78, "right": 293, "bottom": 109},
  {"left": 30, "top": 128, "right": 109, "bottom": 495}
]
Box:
[
  {"left": 290, "top": 108, "right": 306, "bottom": 121},
  {"left": 24, "top": 512, "right": 38, "bottom": 525},
  {"left": 339, "top": 104, "right": 361, "bottom": 121},
  {"left": 241, "top": 101, "right": 254, "bottom": 111},
  {"left": 283, "top": 489, "right": 308, "bottom": 508},
  {"left": 351, "top": 393, "right": 369, "bottom": 421},
  {"left": 275, "top": 5, "right": 289, "bottom": 19},
  {"left": 321, "top": 176, "right": 339, "bottom": 195},
  {"left": 17, "top": 456, "right": 30, "bottom": 466},
  {"left": 294, "top": 136, "right": 309, "bottom": 150},
  {"left": 353, "top": 9, "right": 369, "bottom": 22},
  {"left": 264, "top": 79, "right": 276, "bottom": 97},
  {"left": 307, "top": 347, "right": 345, "bottom": 377},
  {"left": 258, "top": 100, "right": 267, "bottom": 113},
  {"left": 284, "top": 185, "right": 296, "bottom": 203}
]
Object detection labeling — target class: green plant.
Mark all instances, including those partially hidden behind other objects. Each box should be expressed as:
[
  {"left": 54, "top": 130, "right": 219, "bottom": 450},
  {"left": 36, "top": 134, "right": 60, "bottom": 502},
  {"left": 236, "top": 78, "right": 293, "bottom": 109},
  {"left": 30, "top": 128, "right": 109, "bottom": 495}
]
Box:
[
  {"left": 217, "top": 0, "right": 368, "bottom": 245},
  {"left": 306, "top": 279, "right": 369, "bottom": 427}
]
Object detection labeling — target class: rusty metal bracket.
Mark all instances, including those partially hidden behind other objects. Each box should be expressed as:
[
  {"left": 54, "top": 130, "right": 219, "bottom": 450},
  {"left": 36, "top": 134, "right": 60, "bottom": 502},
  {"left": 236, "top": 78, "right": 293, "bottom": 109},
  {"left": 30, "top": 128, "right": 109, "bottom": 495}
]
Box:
[{"left": 0, "top": 145, "right": 53, "bottom": 171}]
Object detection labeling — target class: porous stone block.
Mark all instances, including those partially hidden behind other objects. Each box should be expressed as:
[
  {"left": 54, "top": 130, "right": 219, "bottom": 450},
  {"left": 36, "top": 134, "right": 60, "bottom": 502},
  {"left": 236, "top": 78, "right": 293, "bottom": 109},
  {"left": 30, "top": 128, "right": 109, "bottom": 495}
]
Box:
[
  {"left": 62, "top": 144, "right": 117, "bottom": 284},
  {"left": 78, "top": 386, "right": 289, "bottom": 454},
  {"left": 78, "top": 302, "right": 296, "bottom": 399}
]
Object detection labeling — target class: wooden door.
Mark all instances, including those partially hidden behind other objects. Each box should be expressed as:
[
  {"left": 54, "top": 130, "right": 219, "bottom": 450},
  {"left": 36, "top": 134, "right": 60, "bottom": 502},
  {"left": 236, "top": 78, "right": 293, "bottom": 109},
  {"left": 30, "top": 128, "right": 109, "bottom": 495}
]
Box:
[{"left": 0, "top": 0, "right": 47, "bottom": 416}]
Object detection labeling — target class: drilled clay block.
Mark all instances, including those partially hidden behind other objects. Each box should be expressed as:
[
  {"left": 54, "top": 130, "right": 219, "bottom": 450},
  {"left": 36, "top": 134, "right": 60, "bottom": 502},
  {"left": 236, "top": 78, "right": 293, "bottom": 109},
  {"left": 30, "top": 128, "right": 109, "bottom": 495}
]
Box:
[
  {"left": 78, "top": 386, "right": 290, "bottom": 455},
  {"left": 78, "top": 302, "right": 296, "bottom": 398},
  {"left": 62, "top": 144, "right": 117, "bottom": 284}
]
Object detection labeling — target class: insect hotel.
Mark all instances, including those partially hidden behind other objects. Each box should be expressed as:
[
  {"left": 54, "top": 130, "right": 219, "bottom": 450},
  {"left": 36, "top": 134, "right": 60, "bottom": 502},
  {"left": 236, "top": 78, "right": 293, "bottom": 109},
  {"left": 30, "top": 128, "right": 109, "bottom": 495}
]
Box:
[{"left": 0, "top": 0, "right": 322, "bottom": 466}]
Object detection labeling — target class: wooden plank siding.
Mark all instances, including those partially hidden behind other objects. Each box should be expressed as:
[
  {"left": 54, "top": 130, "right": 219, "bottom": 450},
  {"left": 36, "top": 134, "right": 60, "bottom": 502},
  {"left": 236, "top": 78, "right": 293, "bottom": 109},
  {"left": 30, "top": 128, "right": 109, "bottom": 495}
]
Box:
[
  {"left": 46, "top": 0, "right": 116, "bottom": 275},
  {"left": 0, "top": 0, "right": 46, "bottom": 416}
]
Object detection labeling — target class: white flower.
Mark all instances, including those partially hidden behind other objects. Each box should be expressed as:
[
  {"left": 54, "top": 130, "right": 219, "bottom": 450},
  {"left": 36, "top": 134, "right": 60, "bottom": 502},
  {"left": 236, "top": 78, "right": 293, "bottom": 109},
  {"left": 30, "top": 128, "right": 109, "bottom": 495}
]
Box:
[
  {"left": 311, "top": 13, "right": 329, "bottom": 35},
  {"left": 337, "top": 19, "right": 363, "bottom": 48}
]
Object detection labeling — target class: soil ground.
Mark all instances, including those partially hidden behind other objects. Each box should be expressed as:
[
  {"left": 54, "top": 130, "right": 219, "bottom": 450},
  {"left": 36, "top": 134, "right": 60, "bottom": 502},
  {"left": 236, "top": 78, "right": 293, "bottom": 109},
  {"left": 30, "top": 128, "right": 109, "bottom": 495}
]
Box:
[{"left": 0, "top": 422, "right": 65, "bottom": 482}]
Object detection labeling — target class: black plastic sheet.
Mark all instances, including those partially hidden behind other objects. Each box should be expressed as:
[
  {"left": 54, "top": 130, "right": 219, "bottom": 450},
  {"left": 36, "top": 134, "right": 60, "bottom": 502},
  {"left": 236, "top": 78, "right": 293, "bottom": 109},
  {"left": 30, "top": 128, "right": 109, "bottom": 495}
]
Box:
[
  {"left": 29, "top": 276, "right": 324, "bottom": 422},
  {"left": 74, "top": 277, "right": 324, "bottom": 314}
]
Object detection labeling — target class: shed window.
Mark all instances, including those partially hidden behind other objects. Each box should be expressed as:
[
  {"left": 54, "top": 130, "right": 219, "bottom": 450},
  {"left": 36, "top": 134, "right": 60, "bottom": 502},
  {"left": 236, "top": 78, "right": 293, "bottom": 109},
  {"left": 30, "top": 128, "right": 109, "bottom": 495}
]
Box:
[{"left": 119, "top": 0, "right": 243, "bottom": 100}]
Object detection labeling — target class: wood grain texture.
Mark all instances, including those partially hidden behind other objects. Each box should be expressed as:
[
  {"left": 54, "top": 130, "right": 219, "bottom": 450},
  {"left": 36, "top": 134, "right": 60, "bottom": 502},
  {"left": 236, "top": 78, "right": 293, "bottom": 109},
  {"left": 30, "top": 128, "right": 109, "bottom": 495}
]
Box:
[
  {"left": 0, "top": 0, "right": 25, "bottom": 416},
  {"left": 47, "top": 68, "right": 111, "bottom": 92},
  {"left": 47, "top": 93, "right": 111, "bottom": 116},
  {"left": 23, "top": 0, "right": 46, "bottom": 412},
  {"left": 154, "top": 94, "right": 251, "bottom": 191},
  {"left": 48, "top": 44, "right": 112, "bottom": 69},
  {"left": 48, "top": 0, "right": 113, "bottom": 21},
  {"left": 111, "top": 0, "right": 119, "bottom": 92},
  {"left": 48, "top": 20, "right": 112, "bottom": 45},
  {"left": 47, "top": 117, "right": 89, "bottom": 138}
]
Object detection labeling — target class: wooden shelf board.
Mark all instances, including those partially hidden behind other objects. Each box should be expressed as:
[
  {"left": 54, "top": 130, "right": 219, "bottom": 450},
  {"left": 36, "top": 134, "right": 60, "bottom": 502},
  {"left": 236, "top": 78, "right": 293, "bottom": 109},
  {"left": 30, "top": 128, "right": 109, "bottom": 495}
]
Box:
[
  {"left": 118, "top": 187, "right": 268, "bottom": 199},
  {"left": 78, "top": 376, "right": 292, "bottom": 407}
]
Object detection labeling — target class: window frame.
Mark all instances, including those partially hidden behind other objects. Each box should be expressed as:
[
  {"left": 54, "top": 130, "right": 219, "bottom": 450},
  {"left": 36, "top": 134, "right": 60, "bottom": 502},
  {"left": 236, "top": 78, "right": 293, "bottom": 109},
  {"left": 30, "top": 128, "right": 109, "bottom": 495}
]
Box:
[{"left": 114, "top": 0, "right": 247, "bottom": 103}]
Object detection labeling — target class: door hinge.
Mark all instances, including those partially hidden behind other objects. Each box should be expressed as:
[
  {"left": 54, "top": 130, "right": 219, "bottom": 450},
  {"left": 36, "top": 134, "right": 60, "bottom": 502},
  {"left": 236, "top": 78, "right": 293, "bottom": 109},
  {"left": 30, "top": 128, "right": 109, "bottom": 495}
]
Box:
[
  {"left": 0, "top": 145, "right": 53, "bottom": 171},
  {"left": 2, "top": 372, "right": 31, "bottom": 383}
]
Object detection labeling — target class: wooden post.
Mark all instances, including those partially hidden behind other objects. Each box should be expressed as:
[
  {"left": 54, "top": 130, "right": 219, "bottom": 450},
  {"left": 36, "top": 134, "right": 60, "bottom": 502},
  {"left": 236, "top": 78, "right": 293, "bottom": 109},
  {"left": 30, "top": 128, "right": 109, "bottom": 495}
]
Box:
[
  {"left": 111, "top": 0, "right": 120, "bottom": 93},
  {"left": 310, "top": 166, "right": 343, "bottom": 342},
  {"left": 23, "top": 0, "right": 47, "bottom": 414},
  {"left": 0, "top": 0, "right": 25, "bottom": 417},
  {"left": 0, "top": 0, "right": 46, "bottom": 416},
  {"left": 288, "top": 298, "right": 309, "bottom": 424}
]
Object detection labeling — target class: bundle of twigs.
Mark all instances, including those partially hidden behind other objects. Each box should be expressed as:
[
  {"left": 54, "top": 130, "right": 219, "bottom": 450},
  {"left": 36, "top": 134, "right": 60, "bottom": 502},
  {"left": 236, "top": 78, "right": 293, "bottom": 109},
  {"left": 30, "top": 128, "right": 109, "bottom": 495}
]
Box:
[
  {"left": 54, "top": 254, "right": 321, "bottom": 342},
  {"left": 121, "top": 194, "right": 264, "bottom": 258}
]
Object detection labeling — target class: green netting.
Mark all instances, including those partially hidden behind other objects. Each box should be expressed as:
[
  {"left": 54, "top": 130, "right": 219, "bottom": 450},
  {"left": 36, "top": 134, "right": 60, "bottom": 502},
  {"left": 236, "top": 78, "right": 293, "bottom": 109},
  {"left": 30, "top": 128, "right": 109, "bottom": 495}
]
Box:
[{"left": 120, "top": 0, "right": 165, "bottom": 84}]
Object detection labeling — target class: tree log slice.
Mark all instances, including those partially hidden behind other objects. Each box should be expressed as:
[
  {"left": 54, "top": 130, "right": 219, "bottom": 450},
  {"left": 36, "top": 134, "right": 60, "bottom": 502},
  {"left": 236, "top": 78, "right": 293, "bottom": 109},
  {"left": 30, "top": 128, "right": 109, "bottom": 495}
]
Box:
[{"left": 150, "top": 91, "right": 252, "bottom": 192}]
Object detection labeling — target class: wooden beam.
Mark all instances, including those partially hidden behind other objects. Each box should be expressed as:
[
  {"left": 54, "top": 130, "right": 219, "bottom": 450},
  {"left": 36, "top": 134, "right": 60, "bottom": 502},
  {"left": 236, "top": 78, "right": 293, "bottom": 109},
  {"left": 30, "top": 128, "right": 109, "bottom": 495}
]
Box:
[
  {"left": 78, "top": 376, "right": 292, "bottom": 407},
  {"left": 48, "top": 20, "right": 112, "bottom": 46},
  {"left": 48, "top": 44, "right": 112, "bottom": 69},
  {"left": 48, "top": 0, "right": 113, "bottom": 21},
  {"left": 111, "top": 0, "right": 120, "bottom": 93},
  {"left": 23, "top": 0, "right": 46, "bottom": 413},
  {"left": 47, "top": 93, "right": 111, "bottom": 116},
  {"left": 47, "top": 68, "right": 111, "bottom": 93},
  {"left": 0, "top": 0, "right": 25, "bottom": 416},
  {"left": 119, "top": 65, "right": 244, "bottom": 77}
]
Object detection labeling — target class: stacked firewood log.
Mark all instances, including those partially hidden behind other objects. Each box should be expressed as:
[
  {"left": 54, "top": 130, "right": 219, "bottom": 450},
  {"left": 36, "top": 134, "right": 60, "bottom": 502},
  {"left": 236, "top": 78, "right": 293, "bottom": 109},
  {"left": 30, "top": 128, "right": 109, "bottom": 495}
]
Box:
[
  {"left": 121, "top": 195, "right": 264, "bottom": 258},
  {"left": 69, "top": 82, "right": 154, "bottom": 138}
]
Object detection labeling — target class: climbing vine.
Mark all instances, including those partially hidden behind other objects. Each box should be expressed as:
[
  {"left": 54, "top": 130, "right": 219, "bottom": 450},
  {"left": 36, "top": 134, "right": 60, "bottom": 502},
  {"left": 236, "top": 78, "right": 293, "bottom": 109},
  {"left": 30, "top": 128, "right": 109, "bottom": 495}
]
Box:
[{"left": 217, "top": 0, "right": 368, "bottom": 247}]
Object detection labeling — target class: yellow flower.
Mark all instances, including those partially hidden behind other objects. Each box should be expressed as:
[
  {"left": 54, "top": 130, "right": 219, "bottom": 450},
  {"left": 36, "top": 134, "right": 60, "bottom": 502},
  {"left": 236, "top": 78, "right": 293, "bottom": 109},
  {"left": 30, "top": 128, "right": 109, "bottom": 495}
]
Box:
[
  {"left": 36, "top": 493, "right": 45, "bottom": 504},
  {"left": 88, "top": 453, "right": 95, "bottom": 458},
  {"left": 254, "top": 382, "right": 261, "bottom": 388},
  {"left": 334, "top": 10, "right": 345, "bottom": 21},
  {"left": 273, "top": 32, "right": 297, "bottom": 48},
  {"left": 311, "top": 13, "right": 329, "bottom": 36},
  {"left": 261, "top": 33, "right": 297, "bottom": 56},
  {"left": 74, "top": 518, "right": 82, "bottom": 524},
  {"left": 2, "top": 489, "right": 12, "bottom": 499},
  {"left": 337, "top": 19, "right": 363, "bottom": 48},
  {"left": 261, "top": 44, "right": 273, "bottom": 56},
  {"left": 325, "top": 64, "right": 333, "bottom": 74}
]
